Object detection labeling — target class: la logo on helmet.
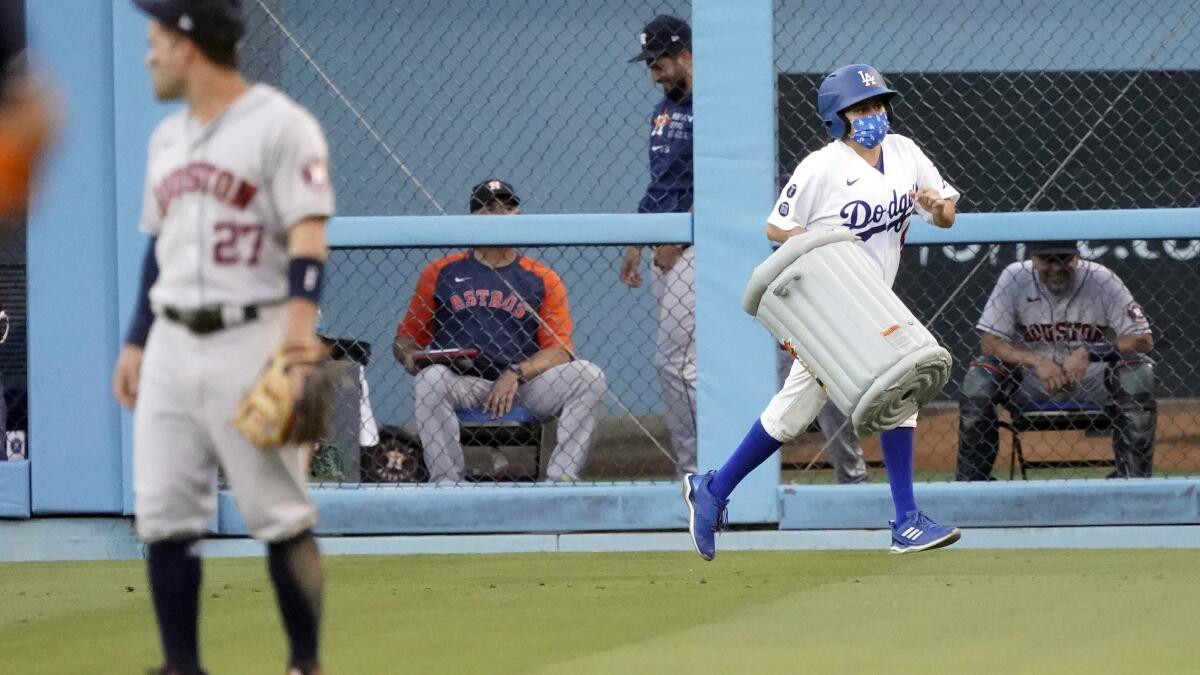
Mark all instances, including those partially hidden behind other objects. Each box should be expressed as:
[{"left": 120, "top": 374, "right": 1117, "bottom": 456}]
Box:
[{"left": 858, "top": 70, "right": 878, "bottom": 86}]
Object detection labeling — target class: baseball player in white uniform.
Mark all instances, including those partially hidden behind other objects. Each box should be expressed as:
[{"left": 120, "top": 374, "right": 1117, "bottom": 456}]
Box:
[
  {"left": 111, "top": 2, "right": 331, "bottom": 674},
  {"left": 685, "top": 64, "right": 962, "bottom": 561},
  {"left": 957, "top": 241, "right": 1156, "bottom": 480}
]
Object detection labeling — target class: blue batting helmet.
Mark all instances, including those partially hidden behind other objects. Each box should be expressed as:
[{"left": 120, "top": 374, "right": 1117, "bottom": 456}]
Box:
[{"left": 816, "top": 64, "right": 899, "bottom": 139}]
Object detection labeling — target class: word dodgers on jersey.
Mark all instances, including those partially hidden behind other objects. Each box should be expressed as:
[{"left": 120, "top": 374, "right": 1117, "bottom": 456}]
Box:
[
  {"left": 838, "top": 183, "right": 917, "bottom": 238},
  {"left": 769, "top": 133, "right": 958, "bottom": 287}
]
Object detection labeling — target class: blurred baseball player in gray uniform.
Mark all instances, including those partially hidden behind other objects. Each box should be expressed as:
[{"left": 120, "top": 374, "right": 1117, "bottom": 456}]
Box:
[
  {"left": 957, "top": 241, "right": 1156, "bottom": 480},
  {"left": 111, "top": 2, "right": 332, "bottom": 673},
  {"left": 620, "top": 15, "right": 696, "bottom": 477},
  {"left": 0, "top": 0, "right": 55, "bottom": 220}
]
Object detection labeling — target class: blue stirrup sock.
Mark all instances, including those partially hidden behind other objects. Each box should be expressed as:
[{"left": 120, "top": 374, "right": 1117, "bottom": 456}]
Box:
[
  {"left": 147, "top": 538, "right": 203, "bottom": 673},
  {"left": 880, "top": 426, "right": 918, "bottom": 522},
  {"left": 709, "top": 419, "right": 782, "bottom": 501}
]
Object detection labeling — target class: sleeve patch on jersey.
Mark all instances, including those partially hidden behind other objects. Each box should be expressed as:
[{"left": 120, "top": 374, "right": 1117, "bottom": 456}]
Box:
[
  {"left": 778, "top": 202, "right": 789, "bottom": 217},
  {"left": 786, "top": 184, "right": 797, "bottom": 198},
  {"left": 1127, "top": 302, "right": 1147, "bottom": 322},
  {"left": 301, "top": 157, "right": 330, "bottom": 190}
]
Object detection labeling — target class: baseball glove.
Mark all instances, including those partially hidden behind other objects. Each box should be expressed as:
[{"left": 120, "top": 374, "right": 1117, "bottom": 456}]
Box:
[{"left": 233, "top": 340, "right": 334, "bottom": 450}]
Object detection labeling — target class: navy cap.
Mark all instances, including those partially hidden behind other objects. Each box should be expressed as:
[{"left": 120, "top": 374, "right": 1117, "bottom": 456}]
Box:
[
  {"left": 470, "top": 179, "right": 520, "bottom": 213},
  {"left": 133, "top": 0, "right": 244, "bottom": 42},
  {"left": 1029, "top": 240, "right": 1080, "bottom": 257},
  {"left": 628, "top": 15, "right": 691, "bottom": 63}
]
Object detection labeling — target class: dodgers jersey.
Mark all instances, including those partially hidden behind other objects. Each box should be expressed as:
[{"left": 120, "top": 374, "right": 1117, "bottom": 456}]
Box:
[
  {"left": 767, "top": 134, "right": 959, "bottom": 287},
  {"left": 977, "top": 260, "right": 1151, "bottom": 363},
  {"left": 140, "top": 84, "right": 335, "bottom": 308},
  {"left": 639, "top": 94, "right": 693, "bottom": 214}
]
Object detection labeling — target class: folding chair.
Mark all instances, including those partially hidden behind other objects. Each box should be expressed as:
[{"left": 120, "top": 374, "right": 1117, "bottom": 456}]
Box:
[
  {"left": 456, "top": 405, "right": 544, "bottom": 481},
  {"left": 996, "top": 400, "right": 1112, "bottom": 480}
]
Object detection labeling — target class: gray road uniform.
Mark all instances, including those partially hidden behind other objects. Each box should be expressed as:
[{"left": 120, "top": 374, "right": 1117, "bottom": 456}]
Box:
[
  {"left": 134, "top": 84, "right": 334, "bottom": 542},
  {"left": 638, "top": 92, "right": 697, "bottom": 479},
  {"left": 956, "top": 260, "right": 1156, "bottom": 480},
  {"left": 651, "top": 247, "right": 696, "bottom": 477}
]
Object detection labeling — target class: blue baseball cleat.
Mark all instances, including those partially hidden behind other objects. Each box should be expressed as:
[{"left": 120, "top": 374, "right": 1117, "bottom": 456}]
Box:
[
  {"left": 683, "top": 471, "right": 728, "bottom": 561},
  {"left": 889, "top": 510, "right": 961, "bottom": 554}
]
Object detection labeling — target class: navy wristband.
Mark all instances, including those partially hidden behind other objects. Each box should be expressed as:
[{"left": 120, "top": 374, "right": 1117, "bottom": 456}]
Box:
[{"left": 288, "top": 257, "right": 325, "bottom": 303}]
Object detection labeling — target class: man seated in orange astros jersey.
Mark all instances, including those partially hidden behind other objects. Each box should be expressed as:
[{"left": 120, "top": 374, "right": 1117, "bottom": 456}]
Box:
[{"left": 392, "top": 179, "right": 608, "bottom": 482}]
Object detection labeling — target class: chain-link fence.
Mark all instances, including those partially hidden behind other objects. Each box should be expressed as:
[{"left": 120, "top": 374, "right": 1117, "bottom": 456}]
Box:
[
  {"left": 0, "top": 226, "right": 24, "bottom": 463},
  {"left": 781, "top": 239, "right": 1200, "bottom": 483},
  {"left": 314, "top": 236, "right": 1200, "bottom": 487},
  {"left": 310, "top": 241, "right": 695, "bottom": 486},
  {"left": 221, "top": 0, "right": 1200, "bottom": 486},
  {"left": 772, "top": 0, "right": 1200, "bottom": 482},
  {"left": 230, "top": 1, "right": 700, "bottom": 485},
  {"left": 774, "top": 0, "right": 1200, "bottom": 212},
  {"left": 239, "top": 0, "right": 693, "bottom": 216}
]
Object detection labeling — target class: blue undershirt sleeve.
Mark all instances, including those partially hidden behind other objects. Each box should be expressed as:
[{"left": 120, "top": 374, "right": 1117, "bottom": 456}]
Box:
[{"left": 125, "top": 237, "right": 158, "bottom": 347}]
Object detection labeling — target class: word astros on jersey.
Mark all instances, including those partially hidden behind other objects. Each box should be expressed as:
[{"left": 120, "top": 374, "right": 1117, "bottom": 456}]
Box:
[{"left": 448, "top": 288, "right": 529, "bottom": 317}]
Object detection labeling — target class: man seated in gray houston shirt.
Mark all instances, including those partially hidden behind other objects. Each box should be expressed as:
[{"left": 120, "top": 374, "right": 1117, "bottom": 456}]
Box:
[{"left": 956, "top": 241, "right": 1156, "bottom": 480}]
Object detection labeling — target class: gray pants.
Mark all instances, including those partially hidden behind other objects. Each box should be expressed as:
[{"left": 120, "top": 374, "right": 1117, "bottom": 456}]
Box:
[
  {"left": 134, "top": 307, "right": 317, "bottom": 543},
  {"left": 775, "top": 347, "right": 868, "bottom": 484},
  {"left": 956, "top": 355, "right": 1158, "bottom": 480},
  {"left": 414, "top": 361, "right": 607, "bottom": 481},
  {"left": 652, "top": 247, "right": 697, "bottom": 477}
]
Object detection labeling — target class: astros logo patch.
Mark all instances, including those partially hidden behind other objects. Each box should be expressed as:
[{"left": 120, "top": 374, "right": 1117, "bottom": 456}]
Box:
[{"left": 652, "top": 113, "right": 671, "bottom": 136}]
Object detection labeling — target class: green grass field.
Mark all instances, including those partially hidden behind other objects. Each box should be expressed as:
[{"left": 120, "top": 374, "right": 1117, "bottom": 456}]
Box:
[{"left": 3, "top": 549, "right": 1199, "bottom": 674}]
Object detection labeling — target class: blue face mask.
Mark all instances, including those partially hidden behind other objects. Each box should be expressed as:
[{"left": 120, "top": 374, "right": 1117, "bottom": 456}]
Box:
[{"left": 849, "top": 112, "right": 890, "bottom": 148}]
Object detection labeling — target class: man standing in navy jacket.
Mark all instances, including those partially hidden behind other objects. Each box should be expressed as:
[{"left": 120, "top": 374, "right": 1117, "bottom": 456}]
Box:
[{"left": 619, "top": 14, "right": 697, "bottom": 478}]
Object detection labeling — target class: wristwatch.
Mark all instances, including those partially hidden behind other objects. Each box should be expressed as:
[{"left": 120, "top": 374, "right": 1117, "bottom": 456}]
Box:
[{"left": 506, "top": 363, "right": 526, "bottom": 383}]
